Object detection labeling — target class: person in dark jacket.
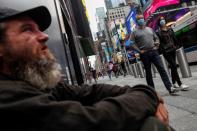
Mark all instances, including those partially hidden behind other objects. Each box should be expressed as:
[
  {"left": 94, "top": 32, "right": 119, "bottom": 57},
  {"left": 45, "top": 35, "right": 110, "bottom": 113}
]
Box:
[
  {"left": 112, "top": 62, "right": 119, "bottom": 78},
  {"left": 89, "top": 66, "right": 97, "bottom": 83},
  {"left": 0, "top": 6, "right": 173, "bottom": 131},
  {"left": 157, "top": 16, "right": 189, "bottom": 91}
]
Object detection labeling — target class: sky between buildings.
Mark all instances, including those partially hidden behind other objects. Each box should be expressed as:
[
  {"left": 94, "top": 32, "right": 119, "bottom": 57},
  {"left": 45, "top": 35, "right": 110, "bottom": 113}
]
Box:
[
  {"left": 85, "top": 0, "right": 106, "bottom": 33},
  {"left": 84, "top": 0, "right": 106, "bottom": 65}
]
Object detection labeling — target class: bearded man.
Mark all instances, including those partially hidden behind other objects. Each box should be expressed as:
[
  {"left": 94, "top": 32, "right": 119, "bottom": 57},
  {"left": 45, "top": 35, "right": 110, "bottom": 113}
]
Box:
[{"left": 0, "top": 6, "right": 173, "bottom": 131}]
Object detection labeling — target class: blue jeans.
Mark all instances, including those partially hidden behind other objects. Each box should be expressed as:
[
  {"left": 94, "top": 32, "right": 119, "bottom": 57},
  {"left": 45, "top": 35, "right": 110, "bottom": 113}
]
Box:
[{"left": 140, "top": 50, "right": 172, "bottom": 91}]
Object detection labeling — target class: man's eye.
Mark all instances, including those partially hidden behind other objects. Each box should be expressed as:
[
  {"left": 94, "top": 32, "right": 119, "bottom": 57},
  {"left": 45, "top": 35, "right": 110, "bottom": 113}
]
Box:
[{"left": 22, "top": 27, "right": 33, "bottom": 32}]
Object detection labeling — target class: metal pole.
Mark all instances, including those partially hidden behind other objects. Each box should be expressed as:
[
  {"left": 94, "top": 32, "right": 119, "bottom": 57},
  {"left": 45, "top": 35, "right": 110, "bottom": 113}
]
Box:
[
  {"left": 176, "top": 47, "right": 192, "bottom": 78},
  {"left": 160, "top": 54, "right": 170, "bottom": 77},
  {"left": 136, "top": 61, "right": 145, "bottom": 78},
  {"left": 122, "top": 46, "right": 132, "bottom": 75},
  {"left": 131, "top": 63, "right": 138, "bottom": 78},
  {"left": 129, "top": 64, "right": 134, "bottom": 76}
]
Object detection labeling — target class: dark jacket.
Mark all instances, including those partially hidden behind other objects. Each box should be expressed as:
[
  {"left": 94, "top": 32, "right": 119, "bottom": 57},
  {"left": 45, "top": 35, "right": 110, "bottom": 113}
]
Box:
[
  {"left": 0, "top": 74, "right": 159, "bottom": 131},
  {"left": 157, "top": 27, "right": 180, "bottom": 53}
]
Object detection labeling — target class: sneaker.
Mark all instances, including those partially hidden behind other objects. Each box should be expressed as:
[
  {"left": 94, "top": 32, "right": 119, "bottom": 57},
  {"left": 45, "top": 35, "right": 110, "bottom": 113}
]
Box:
[
  {"left": 173, "top": 83, "right": 180, "bottom": 88},
  {"left": 169, "top": 86, "right": 179, "bottom": 95},
  {"left": 180, "top": 84, "right": 189, "bottom": 91}
]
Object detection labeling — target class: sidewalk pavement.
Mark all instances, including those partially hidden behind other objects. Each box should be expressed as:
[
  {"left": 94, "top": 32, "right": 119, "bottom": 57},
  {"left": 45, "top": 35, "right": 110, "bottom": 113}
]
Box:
[{"left": 97, "top": 65, "right": 197, "bottom": 131}]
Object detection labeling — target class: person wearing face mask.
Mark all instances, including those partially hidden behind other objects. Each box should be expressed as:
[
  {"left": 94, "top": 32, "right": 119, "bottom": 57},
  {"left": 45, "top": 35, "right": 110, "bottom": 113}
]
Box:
[
  {"left": 129, "top": 14, "right": 179, "bottom": 95},
  {"left": 157, "top": 16, "right": 189, "bottom": 90}
]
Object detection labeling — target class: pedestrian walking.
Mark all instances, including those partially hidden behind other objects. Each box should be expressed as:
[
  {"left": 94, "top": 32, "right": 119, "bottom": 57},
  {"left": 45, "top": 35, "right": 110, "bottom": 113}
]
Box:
[
  {"left": 157, "top": 16, "right": 189, "bottom": 90},
  {"left": 89, "top": 66, "right": 97, "bottom": 83},
  {"left": 129, "top": 14, "right": 179, "bottom": 94},
  {"left": 120, "top": 39, "right": 127, "bottom": 77},
  {"left": 107, "top": 61, "right": 113, "bottom": 80},
  {"left": 112, "top": 62, "right": 119, "bottom": 78},
  {"left": 120, "top": 59, "right": 127, "bottom": 77}
]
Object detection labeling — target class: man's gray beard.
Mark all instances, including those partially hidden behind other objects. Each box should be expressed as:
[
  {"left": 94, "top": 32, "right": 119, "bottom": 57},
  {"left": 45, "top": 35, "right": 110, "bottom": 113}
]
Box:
[{"left": 18, "top": 59, "right": 62, "bottom": 90}]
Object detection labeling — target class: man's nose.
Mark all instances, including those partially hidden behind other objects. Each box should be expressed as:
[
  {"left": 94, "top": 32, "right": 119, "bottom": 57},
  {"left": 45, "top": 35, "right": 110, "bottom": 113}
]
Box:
[{"left": 37, "top": 31, "right": 49, "bottom": 42}]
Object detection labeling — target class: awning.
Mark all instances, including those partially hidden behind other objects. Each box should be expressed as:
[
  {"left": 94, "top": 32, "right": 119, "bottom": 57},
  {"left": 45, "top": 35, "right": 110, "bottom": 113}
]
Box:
[{"left": 80, "top": 37, "right": 95, "bottom": 56}]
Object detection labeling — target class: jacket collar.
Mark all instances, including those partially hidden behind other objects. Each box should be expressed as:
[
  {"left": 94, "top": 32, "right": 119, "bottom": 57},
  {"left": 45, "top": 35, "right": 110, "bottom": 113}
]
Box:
[{"left": 0, "top": 73, "right": 19, "bottom": 81}]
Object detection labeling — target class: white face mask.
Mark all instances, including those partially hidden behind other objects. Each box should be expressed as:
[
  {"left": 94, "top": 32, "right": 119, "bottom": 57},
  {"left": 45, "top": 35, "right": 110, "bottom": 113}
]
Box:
[
  {"left": 137, "top": 18, "right": 145, "bottom": 26},
  {"left": 160, "top": 19, "right": 166, "bottom": 26}
]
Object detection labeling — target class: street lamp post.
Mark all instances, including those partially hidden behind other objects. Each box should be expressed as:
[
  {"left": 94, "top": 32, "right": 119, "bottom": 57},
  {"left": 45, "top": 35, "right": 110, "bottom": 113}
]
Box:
[
  {"left": 120, "top": 39, "right": 133, "bottom": 75},
  {"left": 104, "top": 18, "right": 113, "bottom": 61}
]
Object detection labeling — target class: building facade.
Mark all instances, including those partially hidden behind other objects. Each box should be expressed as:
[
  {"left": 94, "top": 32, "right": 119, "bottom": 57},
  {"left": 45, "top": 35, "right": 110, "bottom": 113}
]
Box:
[
  {"left": 104, "top": 0, "right": 113, "bottom": 9},
  {"left": 96, "top": 7, "right": 106, "bottom": 31},
  {"left": 125, "top": 0, "right": 140, "bottom": 5},
  {"left": 104, "top": 0, "right": 126, "bottom": 9},
  {"left": 107, "top": 5, "right": 130, "bottom": 21}
]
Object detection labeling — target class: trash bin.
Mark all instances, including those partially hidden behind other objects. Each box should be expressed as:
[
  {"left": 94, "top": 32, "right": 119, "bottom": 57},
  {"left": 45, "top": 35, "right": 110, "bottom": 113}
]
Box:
[
  {"left": 136, "top": 61, "right": 145, "bottom": 78},
  {"left": 176, "top": 47, "right": 192, "bottom": 78},
  {"left": 160, "top": 54, "right": 170, "bottom": 77},
  {"left": 131, "top": 63, "right": 138, "bottom": 78}
]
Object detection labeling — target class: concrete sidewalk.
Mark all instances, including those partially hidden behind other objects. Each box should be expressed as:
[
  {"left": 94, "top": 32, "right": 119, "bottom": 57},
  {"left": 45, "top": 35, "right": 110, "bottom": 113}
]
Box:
[{"left": 97, "top": 65, "right": 197, "bottom": 131}]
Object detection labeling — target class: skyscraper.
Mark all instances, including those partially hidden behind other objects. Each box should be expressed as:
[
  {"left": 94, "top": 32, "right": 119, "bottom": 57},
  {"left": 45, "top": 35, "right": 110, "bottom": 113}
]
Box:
[
  {"left": 125, "top": 0, "right": 140, "bottom": 5},
  {"left": 104, "top": 0, "right": 126, "bottom": 9},
  {"left": 96, "top": 7, "right": 106, "bottom": 31},
  {"left": 96, "top": 7, "right": 106, "bottom": 19},
  {"left": 113, "top": 0, "right": 127, "bottom": 7},
  {"left": 104, "top": 0, "right": 113, "bottom": 9}
]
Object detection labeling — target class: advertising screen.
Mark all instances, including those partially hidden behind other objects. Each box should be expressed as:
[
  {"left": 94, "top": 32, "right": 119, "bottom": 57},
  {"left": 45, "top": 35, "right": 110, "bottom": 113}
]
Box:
[
  {"left": 126, "top": 8, "right": 137, "bottom": 34},
  {"left": 174, "top": 8, "right": 190, "bottom": 20},
  {"left": 114, "top": 18, "right": 127, "bottom": 40},
  {"left": 144, "top": 0, "right": 180, "bottom": 20},
  {"left": 141, "top": 0, "right": 153, "bottom": 12}
]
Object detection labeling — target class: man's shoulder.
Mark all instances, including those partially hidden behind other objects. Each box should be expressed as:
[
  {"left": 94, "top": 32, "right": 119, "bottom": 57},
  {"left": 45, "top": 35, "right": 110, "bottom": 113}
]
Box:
[
  {"left": 0, "top": 80, "right": 38, "bottom": 92},
  {"left": 0, "top": 74, "right": 38, "bottom": 90},
  {"left": 145, "top": 27, "right": 153, "bottom": 31},
  {"left": 146, "top": 26, "right": 151, "bottom": 29}
]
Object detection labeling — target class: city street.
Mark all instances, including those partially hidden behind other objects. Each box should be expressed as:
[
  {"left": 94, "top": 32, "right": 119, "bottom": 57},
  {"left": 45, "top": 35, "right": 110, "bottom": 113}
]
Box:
[{"left": 97, "top": 65, "right": 197, "bottom": 131}]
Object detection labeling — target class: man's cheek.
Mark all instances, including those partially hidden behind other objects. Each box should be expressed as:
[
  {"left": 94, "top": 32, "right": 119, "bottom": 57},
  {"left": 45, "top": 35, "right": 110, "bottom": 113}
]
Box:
[{"left": 20, "top": 45, "right": 37, "bottom": 59}]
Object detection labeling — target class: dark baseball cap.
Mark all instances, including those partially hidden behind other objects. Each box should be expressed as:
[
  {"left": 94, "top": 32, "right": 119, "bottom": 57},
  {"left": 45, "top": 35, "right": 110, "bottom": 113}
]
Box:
[{"left": 0, "top": 6, "right": 51, "bottom": 31}]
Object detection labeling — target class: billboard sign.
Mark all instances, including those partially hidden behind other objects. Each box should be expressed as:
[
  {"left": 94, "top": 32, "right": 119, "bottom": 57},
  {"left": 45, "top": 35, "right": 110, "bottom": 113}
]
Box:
[
  {"left": 141, "top": 0, "right": 153, "bottom": 12},
  {"left": 144, "top": 0, "right": 180, "bottom": 20},
  {"left": 126, "top": 8, "right": 137, "bottom": 34},
  {"left": 114, "top": 18, "right": 127, "bottom": 40},
  {"left": 172, "top": 9, "right": 197, "bottom": 32}
]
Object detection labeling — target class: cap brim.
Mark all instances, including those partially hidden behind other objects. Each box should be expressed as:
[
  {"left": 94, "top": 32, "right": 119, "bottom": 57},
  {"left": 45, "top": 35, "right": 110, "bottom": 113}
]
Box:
[{"left": 1, "top": 6, "right": 51, "bottom": 31}]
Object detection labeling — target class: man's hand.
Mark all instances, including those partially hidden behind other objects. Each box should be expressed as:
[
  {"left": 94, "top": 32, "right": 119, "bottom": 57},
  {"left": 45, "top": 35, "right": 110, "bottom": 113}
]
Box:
[
  {"left": 155, "top": 103, "right": 169, "bottom": 125},
  {"left": 154, "top": 42, "right": 160, "bottom": 47},
  {"left": 140, "top": 50, "right": 145, "bottom": 54}
]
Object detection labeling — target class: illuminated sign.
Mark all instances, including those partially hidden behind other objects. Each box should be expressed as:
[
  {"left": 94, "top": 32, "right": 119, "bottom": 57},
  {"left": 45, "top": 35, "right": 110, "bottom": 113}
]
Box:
[
  {"left": 114, "top": 18, "right": 127, "bottom": 40},
  {"left": 141, "top": 0, "right": 153, "bottom": 12},
  {"left": 82, "top": 0, "right": 90, "bottom": 21},
  {"left": 126, "top": 8, "right": 137, "bottom": 33},
  {"left": 172, "top": 9, "right": 197, "bottom": 32},
  {"left": 144, "top": 0, "right": 180, "bottom": 20}
]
